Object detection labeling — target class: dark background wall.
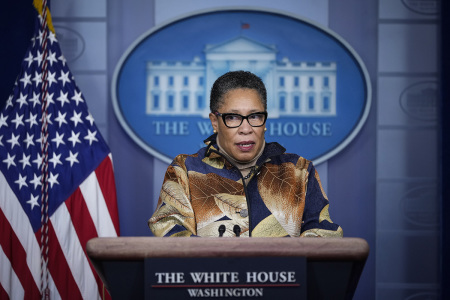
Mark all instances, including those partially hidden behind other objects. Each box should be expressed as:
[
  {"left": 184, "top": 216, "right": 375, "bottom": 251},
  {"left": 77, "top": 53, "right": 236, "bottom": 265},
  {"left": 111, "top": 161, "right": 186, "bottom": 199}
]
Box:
[
  {"left": 0, "top": 1, "right": 35, "bottom": 106},
  {"left": 440, "top": 1, "right": 449, "bottom": 300}
]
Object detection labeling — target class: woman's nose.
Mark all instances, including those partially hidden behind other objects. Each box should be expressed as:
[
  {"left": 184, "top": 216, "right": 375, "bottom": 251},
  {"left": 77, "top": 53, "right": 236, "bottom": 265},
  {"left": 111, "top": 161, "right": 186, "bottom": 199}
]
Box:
[{"left": 238, "top": 119, "right": 253, "bottom": 133}]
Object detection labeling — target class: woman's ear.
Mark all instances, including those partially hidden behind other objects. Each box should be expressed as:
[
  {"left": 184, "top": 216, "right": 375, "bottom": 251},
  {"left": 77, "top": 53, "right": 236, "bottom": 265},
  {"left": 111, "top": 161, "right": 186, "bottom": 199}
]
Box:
[{"left": 209, "top": 112, "right": 218, "bottom": 132}]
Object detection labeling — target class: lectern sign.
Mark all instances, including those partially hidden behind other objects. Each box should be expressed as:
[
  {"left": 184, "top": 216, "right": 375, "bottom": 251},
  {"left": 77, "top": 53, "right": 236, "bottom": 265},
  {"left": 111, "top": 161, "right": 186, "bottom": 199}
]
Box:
[{"left": 145, "top": 257, "right": 306, "bottom": 299}]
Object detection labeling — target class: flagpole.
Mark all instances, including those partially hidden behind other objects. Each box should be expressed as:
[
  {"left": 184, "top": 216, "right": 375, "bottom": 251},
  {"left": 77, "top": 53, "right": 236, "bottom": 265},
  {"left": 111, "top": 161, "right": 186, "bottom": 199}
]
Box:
[{"left": 36, "top": 0, "right": 51, "bottom": 298}]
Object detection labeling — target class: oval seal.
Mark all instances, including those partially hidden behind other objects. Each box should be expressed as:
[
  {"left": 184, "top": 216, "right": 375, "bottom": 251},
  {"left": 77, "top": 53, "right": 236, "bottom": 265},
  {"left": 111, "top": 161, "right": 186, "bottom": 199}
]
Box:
[
  {"left": 400, "top": 81, "right": 437, "bottom": 121},
  {"left": 112, "top": 8, "right": 371, "bottom": 164},
  {"left": 401, "top": 0, "right": 438, "bottom": 15},
  {"left": 401, "top": 185, "right": 439, "bottom": 227},
  {"left": 405, "top": 292, "right": 439, "bottom": 300},
  {"left": 53, "top": 26, "right": 85, "bottom": 63}
]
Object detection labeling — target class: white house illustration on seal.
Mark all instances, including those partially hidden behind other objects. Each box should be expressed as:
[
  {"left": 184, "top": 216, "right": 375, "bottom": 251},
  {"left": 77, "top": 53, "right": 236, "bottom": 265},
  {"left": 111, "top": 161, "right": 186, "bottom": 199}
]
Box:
[{"left": 146, "top": 36, "right": 337, "bottom": 118}]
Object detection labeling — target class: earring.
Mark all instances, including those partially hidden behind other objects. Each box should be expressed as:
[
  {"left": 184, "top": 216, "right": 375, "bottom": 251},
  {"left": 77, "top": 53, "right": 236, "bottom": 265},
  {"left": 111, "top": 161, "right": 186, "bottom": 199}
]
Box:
[
  {"left": 264, "top": 128, "right": 267, "bottom": 132},
  {"left": 213, "top": 129, "right": 217, "bottom": 134}
]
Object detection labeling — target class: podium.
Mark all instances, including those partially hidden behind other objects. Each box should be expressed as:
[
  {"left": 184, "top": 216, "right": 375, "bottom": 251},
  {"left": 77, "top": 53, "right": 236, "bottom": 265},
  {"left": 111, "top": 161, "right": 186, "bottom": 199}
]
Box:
[{"left": 86, "top": 237, "right": 369, "bottom": 299}]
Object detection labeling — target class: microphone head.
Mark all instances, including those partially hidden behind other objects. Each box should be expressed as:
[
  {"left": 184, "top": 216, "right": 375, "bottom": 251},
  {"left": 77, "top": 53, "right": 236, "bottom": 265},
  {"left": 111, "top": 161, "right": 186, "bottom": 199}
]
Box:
[
  {"left": 233, "top": 225, "right": 241, "bottom": 237},
  {"left": 218, "top": 224, "right": 226, "bottom": 237}
]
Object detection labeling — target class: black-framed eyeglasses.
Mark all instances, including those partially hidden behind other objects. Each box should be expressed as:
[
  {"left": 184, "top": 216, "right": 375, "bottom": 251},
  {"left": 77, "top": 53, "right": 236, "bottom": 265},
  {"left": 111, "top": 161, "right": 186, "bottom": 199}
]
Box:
[{"left": 214, "top": 111, "right": 268, "bottom": 128}]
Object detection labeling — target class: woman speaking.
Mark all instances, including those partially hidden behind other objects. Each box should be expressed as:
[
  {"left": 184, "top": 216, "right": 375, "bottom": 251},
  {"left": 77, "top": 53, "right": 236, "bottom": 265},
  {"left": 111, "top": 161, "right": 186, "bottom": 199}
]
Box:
[{"left": 148, "top": 71, "right": 343, "bottom": 238}]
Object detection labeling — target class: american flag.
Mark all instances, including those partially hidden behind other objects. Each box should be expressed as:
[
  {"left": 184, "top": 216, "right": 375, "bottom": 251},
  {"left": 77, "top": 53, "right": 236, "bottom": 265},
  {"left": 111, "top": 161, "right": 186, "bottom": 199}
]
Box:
[{"left": 0, "top": 4, "right": 119, "bottom": 300}]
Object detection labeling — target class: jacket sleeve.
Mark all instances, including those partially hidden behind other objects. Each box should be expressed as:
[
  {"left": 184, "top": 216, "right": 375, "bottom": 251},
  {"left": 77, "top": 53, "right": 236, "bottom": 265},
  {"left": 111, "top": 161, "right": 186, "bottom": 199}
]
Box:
[
  {"left": 300, "top": 164, "right": 343, "bottom": 237},
  {"left": 148, "top": 159, "right": 197, "bottom": 237}
]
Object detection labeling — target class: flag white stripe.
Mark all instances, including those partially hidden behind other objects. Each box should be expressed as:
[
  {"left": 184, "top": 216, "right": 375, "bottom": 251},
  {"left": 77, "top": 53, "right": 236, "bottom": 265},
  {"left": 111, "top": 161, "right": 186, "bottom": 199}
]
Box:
[
  {"left": 0, "top": 172, "right": 41, "bottom": 288},
  {"left": 47, "top": 271, "right": 62, "bottom": 300},
  {"left": 80, "top": 171, "right": 117, "bottom": 237},
  {"left": 51, "top": 203, "right": 100, "bottom": 300},
  {"left": 108, "top": 153, "right": 114, "bottom": 171},
  {"left": 0, "top": 246, "right": 25, "bottom": 299}
]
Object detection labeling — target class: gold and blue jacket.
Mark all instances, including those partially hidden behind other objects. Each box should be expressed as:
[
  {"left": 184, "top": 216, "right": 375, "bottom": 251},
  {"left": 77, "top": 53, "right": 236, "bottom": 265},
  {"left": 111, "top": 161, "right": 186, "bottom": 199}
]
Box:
[{"left": 148, "top": 135, "right": 343, "bottom": 238}]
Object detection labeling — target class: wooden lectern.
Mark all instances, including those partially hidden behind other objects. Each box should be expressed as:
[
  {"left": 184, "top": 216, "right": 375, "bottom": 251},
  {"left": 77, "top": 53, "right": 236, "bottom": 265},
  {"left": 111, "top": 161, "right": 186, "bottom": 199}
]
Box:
[{"left": 86, "top": 237, "right": 369, "bottom": 299}]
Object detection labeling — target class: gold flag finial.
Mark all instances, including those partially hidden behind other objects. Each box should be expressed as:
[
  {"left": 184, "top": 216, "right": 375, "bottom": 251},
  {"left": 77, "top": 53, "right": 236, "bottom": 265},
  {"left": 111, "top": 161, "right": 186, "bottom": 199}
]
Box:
[{"left": 33, "top": 0, "right": 55, "bottom": 33}]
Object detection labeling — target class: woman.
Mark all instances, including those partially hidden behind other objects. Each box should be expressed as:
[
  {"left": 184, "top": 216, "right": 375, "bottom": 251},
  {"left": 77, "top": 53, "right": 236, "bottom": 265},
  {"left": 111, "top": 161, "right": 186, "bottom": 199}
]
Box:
[{"left": 148, "top": 71, "right": 343, "bottom": 238}]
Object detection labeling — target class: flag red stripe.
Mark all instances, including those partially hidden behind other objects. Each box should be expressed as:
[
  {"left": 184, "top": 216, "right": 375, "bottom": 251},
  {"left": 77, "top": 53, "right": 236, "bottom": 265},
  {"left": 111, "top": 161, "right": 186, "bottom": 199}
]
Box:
[
  {"left": 0, "top": 283, "right": 9, "bottom": 300},
  {"left": 65, "top": 188, "right": 98, "bottom": 246},
  {"left": 0, "top": 208, "right": 40, "bottom": 300},
  {"left": 47, "top": 221, "right": 83, "bottom": 300},
  {"left": 95, "top": 156, "right": 120, "bottom": 235},
  {"left": 65, "top": 188, "right": 109, "bottom": 299}
]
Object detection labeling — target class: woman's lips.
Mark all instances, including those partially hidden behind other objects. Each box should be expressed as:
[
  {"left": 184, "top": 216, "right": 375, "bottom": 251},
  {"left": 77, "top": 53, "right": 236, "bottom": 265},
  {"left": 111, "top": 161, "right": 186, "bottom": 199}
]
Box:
[{"left": 236, "top": 141, "right": 255, "bottom": 152}]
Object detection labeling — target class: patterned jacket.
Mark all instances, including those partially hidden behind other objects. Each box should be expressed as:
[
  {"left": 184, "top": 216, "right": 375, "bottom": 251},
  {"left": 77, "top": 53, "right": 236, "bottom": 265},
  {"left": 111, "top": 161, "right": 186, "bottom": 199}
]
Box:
[{"left": 148, "top": 135, "right": 343, "bottom": 238}]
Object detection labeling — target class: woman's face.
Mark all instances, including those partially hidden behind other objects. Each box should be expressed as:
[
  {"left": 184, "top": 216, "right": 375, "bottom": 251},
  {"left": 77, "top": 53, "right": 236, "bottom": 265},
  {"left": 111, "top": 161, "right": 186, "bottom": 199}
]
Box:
[{"left": 209, "top": 88, "right": 266, "bottom": 162}]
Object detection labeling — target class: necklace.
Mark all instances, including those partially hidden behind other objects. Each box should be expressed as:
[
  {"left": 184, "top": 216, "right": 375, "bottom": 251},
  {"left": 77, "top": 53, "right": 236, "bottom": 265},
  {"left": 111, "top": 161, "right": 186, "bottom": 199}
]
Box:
[{"left": 243, "top": 166, "right": 256, "bottom": 180}]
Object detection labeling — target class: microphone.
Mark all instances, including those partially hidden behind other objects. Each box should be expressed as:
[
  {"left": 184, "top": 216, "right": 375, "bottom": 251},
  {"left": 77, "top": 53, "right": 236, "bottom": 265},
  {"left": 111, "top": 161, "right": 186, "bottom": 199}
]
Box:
[
  {"left": 233, "top": 225, "right": 241, "bottom": 237},
  {"left": 218, "top": 225, "right": 226, "bottom": 237}
]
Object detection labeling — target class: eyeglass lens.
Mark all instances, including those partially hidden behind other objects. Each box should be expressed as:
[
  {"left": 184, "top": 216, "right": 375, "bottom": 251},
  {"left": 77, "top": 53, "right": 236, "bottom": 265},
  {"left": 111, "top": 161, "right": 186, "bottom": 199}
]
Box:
[{"left": 224, "top": 113, "right": 266, "bottom": 127}]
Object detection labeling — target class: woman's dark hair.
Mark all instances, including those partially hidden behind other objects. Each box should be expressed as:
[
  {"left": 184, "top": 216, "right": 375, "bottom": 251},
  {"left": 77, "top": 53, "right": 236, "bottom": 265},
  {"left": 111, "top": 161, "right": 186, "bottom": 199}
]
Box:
[{"left": 210, "top": 70, "right": 267, "bottom": 112}]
